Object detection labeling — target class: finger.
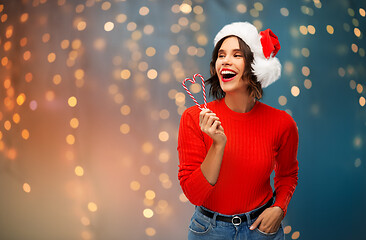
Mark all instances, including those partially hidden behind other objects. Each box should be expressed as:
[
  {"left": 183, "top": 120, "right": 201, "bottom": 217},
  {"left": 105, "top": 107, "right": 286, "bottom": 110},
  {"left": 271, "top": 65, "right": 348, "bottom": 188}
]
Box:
[
  {"left": 199, "top": 109, "right": 211, "bottom": 123},
  {"left": 201, "top": 113, "right": 216, "bottom": 127},
  {"left": 208, "top": 120, "right": 220, "bottom": 135},
  {"left": 206, "top": 116, "right": 220, "bottom": 128},
  {"left": 250, "top": 216, "right": 263, "bottom": 230}
]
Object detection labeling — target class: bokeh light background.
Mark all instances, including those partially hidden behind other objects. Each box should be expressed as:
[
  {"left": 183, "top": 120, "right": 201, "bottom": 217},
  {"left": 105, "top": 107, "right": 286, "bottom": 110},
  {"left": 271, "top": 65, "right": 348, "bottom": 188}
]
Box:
[{"left": 0, "top": 0, "right": 365, "bottom": 239}]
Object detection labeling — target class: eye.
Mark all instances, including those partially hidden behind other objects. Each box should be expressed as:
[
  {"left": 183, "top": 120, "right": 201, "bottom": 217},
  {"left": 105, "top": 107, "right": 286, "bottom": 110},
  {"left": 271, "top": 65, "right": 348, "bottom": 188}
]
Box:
[
  {"left": 218, "top": 54, "right": 225, "bottom": 58},
  {"left": 234, "top": 53, "right": 243, "bottom": 57}
]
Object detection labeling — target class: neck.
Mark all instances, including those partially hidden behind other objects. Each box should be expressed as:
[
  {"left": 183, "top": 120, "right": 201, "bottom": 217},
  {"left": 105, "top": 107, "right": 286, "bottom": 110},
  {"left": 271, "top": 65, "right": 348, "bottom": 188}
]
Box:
[{"left": 224, "top": 92, "right": 256, "bottom": 113}]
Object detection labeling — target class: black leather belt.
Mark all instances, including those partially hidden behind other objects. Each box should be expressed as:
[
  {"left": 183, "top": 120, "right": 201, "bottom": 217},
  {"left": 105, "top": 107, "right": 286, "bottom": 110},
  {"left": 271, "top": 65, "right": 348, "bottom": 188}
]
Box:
[{"left": 197, "top": 196, "right": 274, "bottom": 226}]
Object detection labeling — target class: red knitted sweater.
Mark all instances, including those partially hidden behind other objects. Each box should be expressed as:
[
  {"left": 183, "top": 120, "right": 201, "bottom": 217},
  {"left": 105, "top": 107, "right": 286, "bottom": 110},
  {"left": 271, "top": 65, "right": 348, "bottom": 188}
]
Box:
[{"left": 178, "top": 98, "right": 299, "bottom": 216}]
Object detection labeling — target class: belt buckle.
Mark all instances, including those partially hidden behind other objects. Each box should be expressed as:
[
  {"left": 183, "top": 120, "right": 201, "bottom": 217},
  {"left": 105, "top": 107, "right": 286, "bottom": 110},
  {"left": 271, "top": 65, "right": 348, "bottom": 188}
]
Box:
[{"left": 231, "top": 216, "right": 241, "bottom": 226}]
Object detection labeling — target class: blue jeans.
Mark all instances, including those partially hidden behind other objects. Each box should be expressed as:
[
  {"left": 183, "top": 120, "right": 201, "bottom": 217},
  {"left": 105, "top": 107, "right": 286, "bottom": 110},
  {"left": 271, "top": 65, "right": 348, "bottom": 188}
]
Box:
[{"left": 188, "top": 204, "right": 285, "bottom": 240}]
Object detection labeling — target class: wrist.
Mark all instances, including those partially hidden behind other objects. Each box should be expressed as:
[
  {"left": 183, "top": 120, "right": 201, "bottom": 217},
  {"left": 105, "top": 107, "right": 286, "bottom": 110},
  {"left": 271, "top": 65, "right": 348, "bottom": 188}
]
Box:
[{"left": 212, "top": 141, "right": 226, "bottom": 149}]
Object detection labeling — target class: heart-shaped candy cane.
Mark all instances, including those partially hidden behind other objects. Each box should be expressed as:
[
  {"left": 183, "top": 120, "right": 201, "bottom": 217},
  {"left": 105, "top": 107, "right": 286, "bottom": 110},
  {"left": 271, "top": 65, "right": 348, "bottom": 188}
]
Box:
[{"left": 182, "top": 73, "right": 207, "bottom": 110}]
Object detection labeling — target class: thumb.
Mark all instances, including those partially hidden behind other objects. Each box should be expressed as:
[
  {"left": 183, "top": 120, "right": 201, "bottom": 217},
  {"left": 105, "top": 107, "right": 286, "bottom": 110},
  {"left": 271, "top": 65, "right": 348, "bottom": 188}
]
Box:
[{"left": 249, "top": 216, "right": 262, "bottom": 230}]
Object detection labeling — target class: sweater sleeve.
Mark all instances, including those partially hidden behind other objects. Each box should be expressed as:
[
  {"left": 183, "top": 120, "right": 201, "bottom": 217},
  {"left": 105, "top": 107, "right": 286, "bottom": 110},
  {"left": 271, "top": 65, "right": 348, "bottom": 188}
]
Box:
[
  {"left": 272, "top": 112, "right": 299, "bottom": 217},
  {"left": 177, "top": 109, "right": 214, "bottom": 206}
]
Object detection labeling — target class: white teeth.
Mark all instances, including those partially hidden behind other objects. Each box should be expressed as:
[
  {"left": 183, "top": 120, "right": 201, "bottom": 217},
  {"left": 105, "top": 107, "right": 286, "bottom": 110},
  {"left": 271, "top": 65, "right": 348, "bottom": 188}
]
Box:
[{"left": 221, "top": 70, "right": 236, "bottom": 75}]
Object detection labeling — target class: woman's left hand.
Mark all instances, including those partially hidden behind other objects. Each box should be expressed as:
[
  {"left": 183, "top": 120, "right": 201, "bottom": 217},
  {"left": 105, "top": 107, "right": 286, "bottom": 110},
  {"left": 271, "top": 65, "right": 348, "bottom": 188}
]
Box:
[{"left": 249, "top": 206, "right": 284, "bottom": 234}]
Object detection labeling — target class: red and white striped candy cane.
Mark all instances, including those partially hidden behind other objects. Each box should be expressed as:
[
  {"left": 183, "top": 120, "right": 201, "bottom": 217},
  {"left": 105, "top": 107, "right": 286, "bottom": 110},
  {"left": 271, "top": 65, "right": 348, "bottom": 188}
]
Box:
[{"left": 182, "top": 73, "right": 207, "bottom": 110}]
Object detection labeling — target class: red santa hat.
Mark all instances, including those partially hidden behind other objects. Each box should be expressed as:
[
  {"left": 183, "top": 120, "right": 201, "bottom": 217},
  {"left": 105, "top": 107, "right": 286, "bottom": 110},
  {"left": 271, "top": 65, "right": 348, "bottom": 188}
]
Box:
[{"left": 214, "top": 22, "right": 281, "bottom": 88}]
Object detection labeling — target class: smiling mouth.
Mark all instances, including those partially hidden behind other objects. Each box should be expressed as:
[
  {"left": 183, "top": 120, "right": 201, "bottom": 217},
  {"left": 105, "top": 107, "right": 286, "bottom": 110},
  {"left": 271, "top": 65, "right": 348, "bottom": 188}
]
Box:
[{"left": 220, "top": 69, "right": 237, "bottom": 82}]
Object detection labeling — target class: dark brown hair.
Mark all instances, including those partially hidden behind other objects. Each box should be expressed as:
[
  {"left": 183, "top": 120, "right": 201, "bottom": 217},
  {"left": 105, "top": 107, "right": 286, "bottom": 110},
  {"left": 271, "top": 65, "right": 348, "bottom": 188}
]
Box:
[{"left": 206, "top": 35, "right": 263, "bottom": 100}]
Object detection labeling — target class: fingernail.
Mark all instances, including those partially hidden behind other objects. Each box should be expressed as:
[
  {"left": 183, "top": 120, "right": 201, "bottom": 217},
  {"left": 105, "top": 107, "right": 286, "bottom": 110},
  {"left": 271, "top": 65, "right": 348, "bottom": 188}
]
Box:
[{"left": 249, "top": 226, "right": 254, "bottom": 230}]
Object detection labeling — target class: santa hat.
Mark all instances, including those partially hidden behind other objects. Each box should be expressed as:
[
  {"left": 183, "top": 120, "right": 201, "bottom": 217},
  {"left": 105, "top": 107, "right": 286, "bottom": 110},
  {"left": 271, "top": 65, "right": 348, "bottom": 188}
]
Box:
[{"left": 214, "top": 22, "right": 281, "bottom": 88}]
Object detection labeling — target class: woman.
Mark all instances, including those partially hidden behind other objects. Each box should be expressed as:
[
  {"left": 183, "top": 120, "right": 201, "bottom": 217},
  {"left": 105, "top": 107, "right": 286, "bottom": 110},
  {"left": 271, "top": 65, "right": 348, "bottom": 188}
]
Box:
[{"left": 178, "top": 22, "right": 299, "bottom": 240}]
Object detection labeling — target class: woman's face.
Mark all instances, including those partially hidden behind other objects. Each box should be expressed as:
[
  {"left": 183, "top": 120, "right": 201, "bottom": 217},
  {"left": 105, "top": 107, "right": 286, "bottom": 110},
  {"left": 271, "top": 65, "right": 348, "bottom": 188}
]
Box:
[{"left": 215, "top": 36, "right": 247, "bottom": 95}]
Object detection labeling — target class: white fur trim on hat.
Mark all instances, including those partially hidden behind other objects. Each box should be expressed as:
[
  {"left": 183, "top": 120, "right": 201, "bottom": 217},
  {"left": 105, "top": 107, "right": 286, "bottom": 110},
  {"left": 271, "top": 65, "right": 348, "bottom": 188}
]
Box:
[{"left": 214, "top": 22, "right": 281, "bottom": 88}]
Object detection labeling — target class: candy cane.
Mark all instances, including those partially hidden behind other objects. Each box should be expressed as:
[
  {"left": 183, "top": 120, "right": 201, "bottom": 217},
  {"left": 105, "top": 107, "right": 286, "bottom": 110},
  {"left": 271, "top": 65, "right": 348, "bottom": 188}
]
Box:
[{"left": 182, "top": 73, "right": 207, "bottom": 110}]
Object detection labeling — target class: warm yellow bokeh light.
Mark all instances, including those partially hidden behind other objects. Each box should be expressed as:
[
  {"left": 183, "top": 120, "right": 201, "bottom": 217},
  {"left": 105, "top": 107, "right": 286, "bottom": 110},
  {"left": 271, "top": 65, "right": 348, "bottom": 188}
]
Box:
[
  {"left": 159, "top": 109, "right": 170, "bottom": 119},
  {"left": 169, "top": 45, "right": 180, "bottom": 55},
  {"left": 61, "top": 39, "right": 70, "bottom": 49},
  {"left": 145, "top": 227, "right": 156, "bottom": 237},
  {"left": 291, "top": 231, "right": 300, "bottom": 239},
  {"left": 159, "top": 173, "right": 169, "bottom": 183},
  {"left": 104, "top": 21, "right": 114, "bottom": 31},
  {"left": 88, "top": 202, "right": 98, "bottom": 212},
  {"left": 4, "top": 41, "right": 11, "bottom": 51},
  {"left": 20, "top": 37, "right": 28, "bottom": 47},
  {"left": 159, "top": 151, "right": 170, "bottom": 163},
  {"left": 307, "top": 25, "right": 316, "bottom": 34},
  {"left": 47, "top": 52, "right": 56, "bottom": 63},
  {"left": 101, "top": 1, "right": 111, "bottom": 10},
  {"left": 75, "top": 69, "right": 85, "bottom": 79},
  {"left": 302, "top": 66, "right": 310, "bottom": 76},
  {"left": 140, "top": 165, "right": 151, "bottom": 175},
  {"left": 284, "top": 225, "right": 292, "bottom": 234},
  {"left": 139, "top": 6, "right": 149, "bottom": 16},
  {"left": 23, "top": 183, "right": 31, "bottom": 193},
  {"left": 356, "top": 84, "right": 363, "bottom": 94},
  {"left": 197, "top": 34, "right": 208, "bottom": 46},
  {"left": 158, "top": 131, "right": 169, "bottom": 142},
  {"left": 71, "top": 39, "right": 82, "bottom": 49},
  {"left": 278, "top": 96, "right": 287, "bottom": 106},
  {"left": 3, "top": 121, "right": 11, "bottom": 132},
  {"left": 143, "top": 24, "right": 154, "bottom": 35},
  {"left": 120, "top": 123, "right": 130, "bottom": 134},
  {"left": 147, "top": 69, "right": 158, "bottom": 80},
  {"left": 120, "top": 69, "right": 131, "bottom": 80},
  {"left": 236, "top": 3, "right": 247, "bottom": 13},
  {"left": 351, "top": 43, "right": 358, "bottom": 53},
  {"left": 143, "top": 208, "right": 154, "bottom": 218},
  {"left": 304, "top": 79, "right": 312, "bottom": 89},
  {"left": 120, "top": 105, "right": 131, "bottom": 115},
  {"left": 70, "top": 118, "right": 79, "bottom": 129},
  {"left": 42, "top": 33, "right": 50, "bottom": 43},
  {"left": 146, "top": 47, "right": 156, "bottom": 57},
  {"left": 77, "top": 21, "right": 86, "bottom": 31},
  {"left": 280, "top": 8, "right": 289, "bottom": 17},
  {"left": 68, "top": 96, "right": 77, "bottom": 107},
  {"left": 359, "top": 96, "right": 365, "bottom": 107},
  {"left": 13, "top": 113, "right": 20, "bottom": 124},
  {"left": 81, "top": 217, "right": 90, "bottom": 226},
  {"left": 354, "top": 28, "right": 361, "bottom": 37},
  {"left": 116, "top": 14, "right": 127, "bottom": 23},
  {"left": 45, "top": 90, "right": 55, "bottom": 101},
  {"left": 22, "top": 129, "right": 30, "bottom": 140},
  {"left": 291, "top": 86, "right": 300, "bottom": 97},
  {"left": 360, "top": 8, "right": 365, "bottom": 17},
  {"left": 25, "top": 72, "right": 33, "bottom": 83},
  {"left": 66, "top": 134, "right": 75, "bottom": 145},
  {"left": 180, "top": 3, "right": 192, "bottom": 14},
  {"left": 130, "top": 181, "right": 141, "bottom": 191},
  {"left": 20, "top": 13, "right": 29, "bottom": 22},
  {"left": 145, "top": 190, "right": 156, "bottom": 200},
  {"left": 299, "top": 25, "right": 308, "bottom": 35},
  {"left": 17, "top": 93, "right": 26, "bottom": 105},
  {"left": 75, "top": 166, "right": 84, "bottom": 176}
]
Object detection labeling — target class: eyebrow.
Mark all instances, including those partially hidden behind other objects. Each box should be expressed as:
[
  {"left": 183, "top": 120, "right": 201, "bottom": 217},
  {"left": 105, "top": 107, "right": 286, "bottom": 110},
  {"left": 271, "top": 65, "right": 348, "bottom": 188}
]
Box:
[{"left": 218, "top": 48, "right": 241, "bottom": 52}]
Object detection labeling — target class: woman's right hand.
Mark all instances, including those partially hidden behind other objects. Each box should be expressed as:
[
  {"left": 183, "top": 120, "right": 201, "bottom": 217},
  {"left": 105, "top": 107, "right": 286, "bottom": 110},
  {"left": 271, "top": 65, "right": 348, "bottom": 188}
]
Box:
[{"left": 199, "top": 109, "right": 227, "bottom": 145}]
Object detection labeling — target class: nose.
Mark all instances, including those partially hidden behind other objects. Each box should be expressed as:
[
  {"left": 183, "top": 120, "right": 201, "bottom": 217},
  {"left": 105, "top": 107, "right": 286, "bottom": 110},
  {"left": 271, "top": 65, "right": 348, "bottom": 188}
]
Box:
[{"left": 222, "top": 55, "right": 232, "bottom": 65}]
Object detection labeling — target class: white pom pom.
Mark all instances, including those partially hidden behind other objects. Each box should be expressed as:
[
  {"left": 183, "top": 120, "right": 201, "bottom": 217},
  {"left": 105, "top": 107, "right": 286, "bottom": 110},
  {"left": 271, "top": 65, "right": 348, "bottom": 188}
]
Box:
[{"left": 252, "top": 56, "right": 281, "bottom": 88}]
